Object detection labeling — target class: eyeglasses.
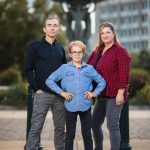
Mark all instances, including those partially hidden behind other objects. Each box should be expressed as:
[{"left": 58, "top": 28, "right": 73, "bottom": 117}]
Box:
[{"left": 70, "top": 51, "right": 83, "bottom": 55}]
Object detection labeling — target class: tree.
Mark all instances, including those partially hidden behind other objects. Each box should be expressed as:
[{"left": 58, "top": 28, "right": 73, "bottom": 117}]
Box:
[
  {"left": 30, "top": 0, "right": 68, "bottom": 44},
  {"left": 0, "top": 0, "right": 68, "bottom": 75},
  {"left": 0, "top": 0, "right": 30, "bottom": 71},
  {"left": 138, "top": 49, "right": 150, "bottom": 71}
]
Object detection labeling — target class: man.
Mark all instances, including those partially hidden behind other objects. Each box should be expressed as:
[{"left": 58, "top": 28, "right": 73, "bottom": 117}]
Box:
[{"left": 25, "top": 17, "right": 67, "bottom": 150}]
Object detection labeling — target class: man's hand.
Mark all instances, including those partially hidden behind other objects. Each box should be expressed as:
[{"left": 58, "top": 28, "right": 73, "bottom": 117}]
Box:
[
  {"left": 36, "top": 89, "right": 43, "bottom": 94},
  {"left": 84, "top": 91, "right": 96, "bottom": 99},
  {"left": 60, "top": 92, "right": 73, "bottom": 101}
]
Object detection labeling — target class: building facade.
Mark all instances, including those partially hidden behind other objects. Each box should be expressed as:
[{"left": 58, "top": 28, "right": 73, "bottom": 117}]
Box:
[{"left": 94, "top": 0, "right": 150, "bottom": 52}]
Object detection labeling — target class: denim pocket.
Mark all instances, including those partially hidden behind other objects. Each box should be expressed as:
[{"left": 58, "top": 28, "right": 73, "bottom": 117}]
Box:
[
  {"left": 65, "top": 71, "right": 74, "bottom": 81},
  {"left": 83, "top": 71, "right": 92, "bottom": 82}
]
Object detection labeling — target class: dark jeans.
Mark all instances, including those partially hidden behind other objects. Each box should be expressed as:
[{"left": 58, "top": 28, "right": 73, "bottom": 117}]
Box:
[
  {"left": 65, "top": 108, "right": 93, "bottom": 150},
  {"left": 92, "top": 97, "right": 122, "bottom": 150}
]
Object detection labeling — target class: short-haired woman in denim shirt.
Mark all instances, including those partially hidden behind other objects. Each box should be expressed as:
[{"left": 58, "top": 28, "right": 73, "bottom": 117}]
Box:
[{"left": 46, "top": 40, "right": 106, "bottom": 150}]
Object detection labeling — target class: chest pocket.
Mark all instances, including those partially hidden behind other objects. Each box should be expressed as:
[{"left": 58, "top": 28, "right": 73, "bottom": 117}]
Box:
[
  {"left": 83, "top": 71, "right": 92, "bottom": 82},
  {"left": 65, "top": 71, "right": 74, "bottom": 81}
]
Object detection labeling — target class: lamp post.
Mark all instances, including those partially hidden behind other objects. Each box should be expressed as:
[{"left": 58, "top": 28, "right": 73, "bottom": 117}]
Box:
[{"left": 120, "top": 101, "right": 132, "bottom": 150}]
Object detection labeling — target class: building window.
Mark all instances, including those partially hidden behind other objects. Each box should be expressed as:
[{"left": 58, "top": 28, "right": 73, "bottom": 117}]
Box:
[
  {"left": 141, "top": 0, "right": 147, "bottom": 9},
  {"left": 141, "top": 14, "right": 148, "bottom": 22}
]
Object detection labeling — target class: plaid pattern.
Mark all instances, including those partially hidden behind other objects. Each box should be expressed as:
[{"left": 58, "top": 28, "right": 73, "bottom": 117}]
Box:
[{"left": 87, "top": 43, "right": 131, "bottom": 99}]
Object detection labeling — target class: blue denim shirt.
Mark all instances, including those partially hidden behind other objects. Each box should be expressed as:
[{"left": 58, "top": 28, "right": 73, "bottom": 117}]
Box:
[{"left": 46, "top": 62, "right": 106, "bottom": 112}]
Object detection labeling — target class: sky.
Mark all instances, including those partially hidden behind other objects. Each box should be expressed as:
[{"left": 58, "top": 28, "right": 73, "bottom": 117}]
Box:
[{"left": 27, "top": 0, "right": 34, "bottom": 7}]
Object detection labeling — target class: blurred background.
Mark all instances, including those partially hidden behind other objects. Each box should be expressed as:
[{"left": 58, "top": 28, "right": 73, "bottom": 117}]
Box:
[{"left": 0, "top": 0, "right": 150, "bottom": 108}]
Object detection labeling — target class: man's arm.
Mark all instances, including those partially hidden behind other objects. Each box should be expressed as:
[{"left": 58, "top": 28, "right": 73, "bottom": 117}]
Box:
[
  {"left": 24, "top": 43, "right": 38, "bottom": 92},
  {"left": 62, "top": 47, "right": 67, "bottom": 64}
]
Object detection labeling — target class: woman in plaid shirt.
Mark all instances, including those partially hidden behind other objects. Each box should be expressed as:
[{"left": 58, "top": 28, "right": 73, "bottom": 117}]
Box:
[{"left": 87, "top": 22, "right": 131, "bottom": 150}]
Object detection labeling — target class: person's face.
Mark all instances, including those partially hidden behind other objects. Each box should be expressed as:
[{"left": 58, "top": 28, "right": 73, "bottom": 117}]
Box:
[
  {"left": 69, "top": 45, "right": 84, "bottom": 64},
  {"left": 43, "top": 19, "right": 60, "bottom": 38},
  {"left": 100, "top": 27, "right": 115, "bottom": 45}
]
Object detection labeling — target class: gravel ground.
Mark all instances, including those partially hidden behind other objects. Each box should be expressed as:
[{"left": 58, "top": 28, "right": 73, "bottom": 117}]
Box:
[{"left": 0, "top": 109, "right": 150, "bottom": 140}]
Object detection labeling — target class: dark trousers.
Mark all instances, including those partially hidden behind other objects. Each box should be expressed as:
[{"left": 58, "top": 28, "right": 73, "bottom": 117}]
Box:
[
  {"left": 92, "top": 97, "right": 122, "bottom": 150},
  {"left": 65, "top": 108, "right": 93, "bottom": 150},
  {"left": 26, "top": 92, "right": 65, "bottom": 150}
]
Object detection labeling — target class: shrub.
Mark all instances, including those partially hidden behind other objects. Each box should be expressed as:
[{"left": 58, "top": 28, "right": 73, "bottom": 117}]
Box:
[
  {"left": 0, "top": 67, "right": 22, "bottom": 85},
  {"left": 138, "top": 49, "right": 150, "bottom": 71},
  {"left": 129, "top": 68, "right": 150, "bottom": 98},
  {"left": 0, "top": 90, "right": 5, "bottom": 103},
  {"left": 130, "top": 52, "right": 140, "bottom": 69},
  {"left": 1, "top": 82, "right": 28, "bottom": 108},
  {"left": 136, "top": 85, "right": 150, "bottom": 105},
  {"left": 130, "top": 85, "right": 150, "bottom": 105}
]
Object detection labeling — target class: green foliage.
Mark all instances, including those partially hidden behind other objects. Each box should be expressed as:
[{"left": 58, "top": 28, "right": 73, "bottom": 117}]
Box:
[
  {"left": 130, "top": 52, "right": 140, "bottom": 68},
  {"left": 48, "top": 3, "right": 66, "bottom": 25},
  {"left": 0, "top": 0, "right": 30, "bottom": 71},
  {"left": 130, "top": 85, "right": 150, "bottom": 105},
  {"left": 138, "top": 49, "right": 150, "bottom": 71},
  {"left": 0, "top": 0, "right": 68, "bottom": 74},
  {"left": 129, "top": 68, "right": 150, "bottom": 98},
  {"left": 0, "top": 67, "right": 22, "bottom": 85},
  {"left": 0, "top": 90, "right": 5, "bottom": 103},
  {"left": 1, "top": 83, "right": 28, "bottom": 108},
  {"left": 130, "top": 49, "right": 150, "bottom": 71},
  {"left": 136, "top": 85, "right": 150, "bottom": 105},
  {"left": 0, "top": 0, "right": 69, "bottom": 107},
  {"left": 57, "top": 31, "right": 69, "bottom": 50}
]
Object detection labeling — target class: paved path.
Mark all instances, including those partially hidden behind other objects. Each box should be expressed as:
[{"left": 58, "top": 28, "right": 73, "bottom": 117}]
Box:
[{"left": 0, "top": 107, "right": 150, "bottom": 150}]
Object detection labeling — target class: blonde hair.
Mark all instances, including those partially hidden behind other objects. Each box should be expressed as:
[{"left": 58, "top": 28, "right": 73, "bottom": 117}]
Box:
[
  {"left": 68, "top": 40, "right": 86, "bottom": 54},
  {"left": 93, "top": 22, "right": 120, "bottom": 51}
]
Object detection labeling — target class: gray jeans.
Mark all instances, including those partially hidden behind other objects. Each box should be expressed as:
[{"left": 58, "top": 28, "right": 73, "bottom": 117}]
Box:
[
  {"left": 92, "top": 97, "right": 122, "bottom": 150},
  {"left": 26, "top": 92, "right": 66, "bottom": 150}
]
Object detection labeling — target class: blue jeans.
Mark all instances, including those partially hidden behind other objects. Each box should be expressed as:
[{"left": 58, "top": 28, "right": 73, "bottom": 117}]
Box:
[
  {"left": 26, "top": 92, "right": 66, "bottom": 150},
  {"left": 65, "top": 108, "right": 93, "bottom": 150},
  {"left": 92, "top": 97, "right": 122, "bottom": 150}
]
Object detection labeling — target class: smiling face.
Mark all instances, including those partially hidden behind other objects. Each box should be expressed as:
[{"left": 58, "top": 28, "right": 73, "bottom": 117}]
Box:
[
  {"left": 43, "top": 18, "right": 60, "bottom": 38},
  {"left": 100, "top": 26, "right": 115, "bottom": 45}
]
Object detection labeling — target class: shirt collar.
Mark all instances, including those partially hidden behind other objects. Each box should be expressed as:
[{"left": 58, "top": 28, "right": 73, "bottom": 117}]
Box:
[
  {"left": 68, "top": 61, "right": 87, "bottom": 67},
  {"left": 99, "top": 42, "right": 120, "bottom": 50},
  {"left": 40, "top": 36, "right": 57, "bottom": 45}
]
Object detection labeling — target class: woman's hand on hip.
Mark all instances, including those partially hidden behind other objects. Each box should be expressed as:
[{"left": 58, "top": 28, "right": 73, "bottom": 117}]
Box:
[
  {"left": 60, "top": 92, "right": 73, "bottom": 101},
  {"left": 84, "top": 91, "right": 96, "bottom": 99}
]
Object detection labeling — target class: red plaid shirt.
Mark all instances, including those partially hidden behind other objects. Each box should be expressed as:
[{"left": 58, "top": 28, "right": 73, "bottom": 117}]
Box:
[{"left": 87, "top": 43, "right": 131, "bottom": 99}]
